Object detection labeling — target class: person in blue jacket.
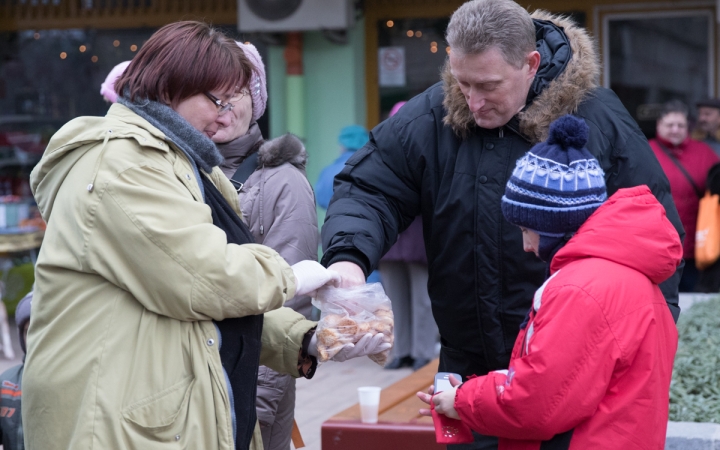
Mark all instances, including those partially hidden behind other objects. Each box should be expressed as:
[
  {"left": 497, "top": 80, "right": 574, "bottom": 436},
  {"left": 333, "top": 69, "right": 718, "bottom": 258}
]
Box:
[
  {"left": 315, "top": 125, "right": 370, "bottom": 209},
  {"left": 316, "top": 125, "right": 381, "bottom": 283}
]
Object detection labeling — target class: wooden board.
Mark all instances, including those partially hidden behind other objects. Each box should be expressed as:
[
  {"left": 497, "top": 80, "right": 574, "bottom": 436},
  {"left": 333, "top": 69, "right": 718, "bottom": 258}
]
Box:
[
  {"left": 322, "top": 359, "right": 440, "bottom": 449},
  {"left": 327, "top": 358, "right": 438, "bottom": 421}
]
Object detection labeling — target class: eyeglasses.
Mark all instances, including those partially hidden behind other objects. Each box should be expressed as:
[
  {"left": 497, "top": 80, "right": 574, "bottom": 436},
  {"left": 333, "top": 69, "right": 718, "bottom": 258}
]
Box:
[
  {"left": 204, "top": 92, "right": 234, "bottom": 116},
  {"left": 230, "top": 88, "right": 251, "bottom": 103}
]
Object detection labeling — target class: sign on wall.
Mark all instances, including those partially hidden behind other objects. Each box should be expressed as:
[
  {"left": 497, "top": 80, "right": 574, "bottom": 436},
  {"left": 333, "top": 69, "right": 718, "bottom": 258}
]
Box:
[{"left": 378, "top": 47, "right": 406, "bottom": 87}]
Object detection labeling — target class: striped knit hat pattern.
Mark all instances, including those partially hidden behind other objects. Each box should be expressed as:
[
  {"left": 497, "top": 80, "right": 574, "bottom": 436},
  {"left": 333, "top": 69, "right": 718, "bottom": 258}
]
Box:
[{"left": 501, "top": 115, "right": 607, "bottom": 237}]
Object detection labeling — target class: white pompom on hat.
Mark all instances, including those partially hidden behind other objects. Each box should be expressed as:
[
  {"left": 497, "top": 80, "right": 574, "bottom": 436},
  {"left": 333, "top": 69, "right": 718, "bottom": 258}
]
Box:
[{"left": 236, "top": 42, "right": 267, "bottom": 123}]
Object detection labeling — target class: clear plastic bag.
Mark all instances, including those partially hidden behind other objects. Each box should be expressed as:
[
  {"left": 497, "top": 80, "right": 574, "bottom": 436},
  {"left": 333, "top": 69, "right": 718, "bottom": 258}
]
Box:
[{"left": 312, "top": 283, "right": 394, "bottom": 366}]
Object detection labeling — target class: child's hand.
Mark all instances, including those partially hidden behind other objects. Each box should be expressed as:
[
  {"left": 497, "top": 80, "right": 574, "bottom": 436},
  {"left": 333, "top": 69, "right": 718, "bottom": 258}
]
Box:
[
  {"left": 416, "top": 374, "right": 462, "bottom": 418},
  {"left": 416, "top": 384, "right": 435, "bottom": 416},
  {"left": 432, "top": 386, "right": 460, "bottom": 419}
]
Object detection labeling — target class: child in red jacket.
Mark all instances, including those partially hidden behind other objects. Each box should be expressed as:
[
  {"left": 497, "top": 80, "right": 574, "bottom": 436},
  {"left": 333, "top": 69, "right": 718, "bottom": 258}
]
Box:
[{"left": 419, "top": 115, "right": 682, "bottom": 450}]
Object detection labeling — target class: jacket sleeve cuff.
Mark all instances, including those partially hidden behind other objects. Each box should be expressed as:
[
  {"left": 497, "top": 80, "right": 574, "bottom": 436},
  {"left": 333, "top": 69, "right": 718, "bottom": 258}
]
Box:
[
  {"left": 299, "top": 327, "right": 318, "bottom": 379},
  {"left": 322, "top": 250, "right": 371, "bottom": 277},
  {"left": 260, "top": 308, "right": 317, "bottom": 377}
]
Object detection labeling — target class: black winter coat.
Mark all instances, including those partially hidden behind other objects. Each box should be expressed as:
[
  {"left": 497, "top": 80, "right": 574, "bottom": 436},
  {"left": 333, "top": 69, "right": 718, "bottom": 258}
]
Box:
[{"left": 321, "top": 13, "right": 683, "bottom": 374}]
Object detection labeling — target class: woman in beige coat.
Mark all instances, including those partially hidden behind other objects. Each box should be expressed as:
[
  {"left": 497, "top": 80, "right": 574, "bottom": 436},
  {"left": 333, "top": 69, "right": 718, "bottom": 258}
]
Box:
[{"left": 24, "top": 22, "right": 342, "bottom": 450}]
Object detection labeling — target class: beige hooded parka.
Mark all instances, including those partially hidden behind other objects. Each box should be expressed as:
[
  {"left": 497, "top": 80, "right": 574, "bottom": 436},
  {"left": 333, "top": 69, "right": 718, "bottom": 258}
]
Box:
[{"left": 23, "top": 103, "right": 314, "bottom": 450}]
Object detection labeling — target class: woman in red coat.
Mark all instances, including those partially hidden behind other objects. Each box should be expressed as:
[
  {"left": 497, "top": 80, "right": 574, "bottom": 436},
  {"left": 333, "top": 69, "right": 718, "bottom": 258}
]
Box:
[
  {"left": 421, "top": 115, "right": 681, "bottom": 450},
  {"left": 649, "top": 100, "right": 718, "bottom": 291}
]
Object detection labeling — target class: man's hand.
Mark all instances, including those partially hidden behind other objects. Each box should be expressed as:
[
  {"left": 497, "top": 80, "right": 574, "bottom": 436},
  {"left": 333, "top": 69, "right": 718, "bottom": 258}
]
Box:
[
  {"left": 327, "top": 261, "right": 366, "bottom": 288},
  {"left": 291, "top": 261, "right": 341, "bottom": 297},
  {"left": 417, "top": 375, "right": 462, "bottom": 419}
]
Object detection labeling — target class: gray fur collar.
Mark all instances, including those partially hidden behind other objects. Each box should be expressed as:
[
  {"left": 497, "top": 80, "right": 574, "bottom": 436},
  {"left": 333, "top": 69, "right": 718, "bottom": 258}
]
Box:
[
  {"left": 442, "top": 11, "right": 600, "bottom": 143},
  {"left": 258, "top": 133, "right": 308, "bottom": 170}
]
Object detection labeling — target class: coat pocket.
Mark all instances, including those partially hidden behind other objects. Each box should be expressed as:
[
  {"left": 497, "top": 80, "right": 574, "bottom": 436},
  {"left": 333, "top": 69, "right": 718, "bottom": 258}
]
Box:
[{"left": 122, "top": 375, "right": 195, "bottom": 433}]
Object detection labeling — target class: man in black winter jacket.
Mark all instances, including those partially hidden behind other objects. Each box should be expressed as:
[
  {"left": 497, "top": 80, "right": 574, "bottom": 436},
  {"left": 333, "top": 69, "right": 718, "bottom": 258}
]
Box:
[{"left": 322, "top": 1, "right": 683, "bottom": 446}]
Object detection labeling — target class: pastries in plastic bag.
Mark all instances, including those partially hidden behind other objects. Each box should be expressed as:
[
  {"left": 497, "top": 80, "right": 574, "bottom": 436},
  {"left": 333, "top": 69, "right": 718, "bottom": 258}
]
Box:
[{"left": 312, "top": 283, "right": 394, "bottom": 366}]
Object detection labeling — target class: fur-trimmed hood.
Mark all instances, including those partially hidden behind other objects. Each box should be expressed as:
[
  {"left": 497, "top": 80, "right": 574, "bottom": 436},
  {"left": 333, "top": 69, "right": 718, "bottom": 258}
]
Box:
[
  {"left": 442, "top": 11, "right": 600, "bottom": 143},
  {"left": 258, "top": 133, "right": 308, "bottom": 170}
]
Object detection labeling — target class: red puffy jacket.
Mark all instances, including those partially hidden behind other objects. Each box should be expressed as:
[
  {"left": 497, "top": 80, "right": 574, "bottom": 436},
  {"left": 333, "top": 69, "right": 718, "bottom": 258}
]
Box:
[{"left": 453, "top": 186, "right": 681, "bottom": 450}]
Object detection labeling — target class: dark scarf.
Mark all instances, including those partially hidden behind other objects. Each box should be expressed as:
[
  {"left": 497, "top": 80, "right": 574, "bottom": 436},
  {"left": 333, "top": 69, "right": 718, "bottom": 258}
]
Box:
[
  {"left": 119, "top": 95, "right": 262, "bottom": 450},
  {"left": 205, "top": 180, "right": 263, "bottom": 450},
  {"left": 117, "top": 95, "right": 223, "bottom": 173}
]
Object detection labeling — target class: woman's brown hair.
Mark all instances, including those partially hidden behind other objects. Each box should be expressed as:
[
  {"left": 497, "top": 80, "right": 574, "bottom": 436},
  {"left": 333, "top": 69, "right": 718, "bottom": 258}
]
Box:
[{"left": 115, "top": 21, "right": 251, "bottom": 105}]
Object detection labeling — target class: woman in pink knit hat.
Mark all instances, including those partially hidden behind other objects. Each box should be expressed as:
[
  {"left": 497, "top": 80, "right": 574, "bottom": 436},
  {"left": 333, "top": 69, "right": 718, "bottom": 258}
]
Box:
[{"left": 212, "top": 42, "right": 321, "bottom": 450}]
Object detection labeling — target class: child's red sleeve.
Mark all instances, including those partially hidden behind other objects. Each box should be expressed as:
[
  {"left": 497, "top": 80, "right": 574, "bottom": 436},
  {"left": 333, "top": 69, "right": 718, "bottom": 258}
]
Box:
[{"left": 453, "top": 284, "right": 620, "bottom": 441}]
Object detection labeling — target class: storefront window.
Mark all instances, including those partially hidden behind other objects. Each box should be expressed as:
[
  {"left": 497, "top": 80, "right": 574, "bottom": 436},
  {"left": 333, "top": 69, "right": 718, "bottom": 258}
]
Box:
[
  {"left": 0, "top": 28, "right": 156, "bottom": 120},
  {"left": 377, "top": 17, "right": 449, "bottom": 120},
  {"left": 0, "top": 28, "right": 157, "bottom": 204},
  {"left": 606, "top": 12, "right": 712, "bottom": 137},
  {"left": 375, "top": 12, "right": 585, "bottom": 122},
  {"left": 0, "top": 26, "right": 264, "bottom": 200}
]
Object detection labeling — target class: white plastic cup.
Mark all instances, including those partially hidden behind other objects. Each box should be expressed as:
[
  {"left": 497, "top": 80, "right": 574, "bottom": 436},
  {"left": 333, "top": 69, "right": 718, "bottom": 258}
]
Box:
[{"left": 357, "top": 386, "right": 382, "bottom": 424}]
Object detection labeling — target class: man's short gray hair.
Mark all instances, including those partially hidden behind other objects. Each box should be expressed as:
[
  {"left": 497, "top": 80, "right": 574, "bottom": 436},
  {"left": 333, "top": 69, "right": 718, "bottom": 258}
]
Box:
[{"left": 446, "top": 0, "right": 535, "bottom": 68}]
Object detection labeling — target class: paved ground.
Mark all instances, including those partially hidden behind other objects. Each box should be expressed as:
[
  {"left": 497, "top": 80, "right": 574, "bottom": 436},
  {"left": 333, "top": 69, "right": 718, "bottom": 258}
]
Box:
[{"left": 295, "top": 357, "right": 415, "bottom": 450}]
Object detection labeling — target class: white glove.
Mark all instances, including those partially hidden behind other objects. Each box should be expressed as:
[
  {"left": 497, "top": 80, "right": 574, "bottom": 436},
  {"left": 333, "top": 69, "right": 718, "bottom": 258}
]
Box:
[
  {"left": 291, "top": 260, "right": 341, "bottom": 297},
  {"left": 308, "top": 332, "right": 392, "bottom": 362}
]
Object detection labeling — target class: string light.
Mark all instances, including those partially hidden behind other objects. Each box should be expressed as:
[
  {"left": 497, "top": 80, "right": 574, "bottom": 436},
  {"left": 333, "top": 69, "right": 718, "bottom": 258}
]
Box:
[
  {"left": 130, "top": 44, "right": 138, "bottom": 52},
  {"left": 446, "top": 46, "right": 451, "bottom": 54},
  {"left": 386, "top": 20, "right": 394, "bottom": 27},
  {"left": 431, "top": 41, "right": 438, "bottom": 53},
  {"left": 79, "top": 45, "right": 87, "bottom": 52},
  {"left": 113, "top": 40, "right": 120, "bottom": 47},
  {"left": 415, "top": 30, "right": 422, "bottom": 37},
  {"left": 33, "top": 32, "right": 40, "bottom": 39},
  {"left": 406, "top": 30, "right": 413, "bottom": 37},
  {"left": 91, "top": 55, "right": 98, "bottom": 62},
  {"left": 60, "top": 52, "right": 67, "bottom": 59}
]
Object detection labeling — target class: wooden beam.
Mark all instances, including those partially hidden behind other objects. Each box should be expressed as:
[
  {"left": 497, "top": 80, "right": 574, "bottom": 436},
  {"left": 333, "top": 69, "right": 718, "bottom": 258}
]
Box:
[{"left": 0, "top": 0, "right": 236, "bottom": 31}]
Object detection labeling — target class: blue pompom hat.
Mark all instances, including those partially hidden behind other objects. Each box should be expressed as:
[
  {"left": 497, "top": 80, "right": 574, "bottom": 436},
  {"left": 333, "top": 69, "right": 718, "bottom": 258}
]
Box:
[
  {"left": 501, "top": 115, "right": 607, "bottom": 248},
  {"left": 338, "top": 125, "right": 369, "bottom": 152}
]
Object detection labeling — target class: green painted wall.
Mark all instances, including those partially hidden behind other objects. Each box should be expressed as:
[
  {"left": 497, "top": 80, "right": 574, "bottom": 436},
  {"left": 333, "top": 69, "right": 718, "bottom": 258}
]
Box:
[
  {"left": 285, "top": 75, "right": 305, "bottom": 138},
  {"left": 267, "top": 19, "right": 367, "bottom": 227},
  {"left": 268, "top": 45, "right": 287, "bottom": 139}
]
